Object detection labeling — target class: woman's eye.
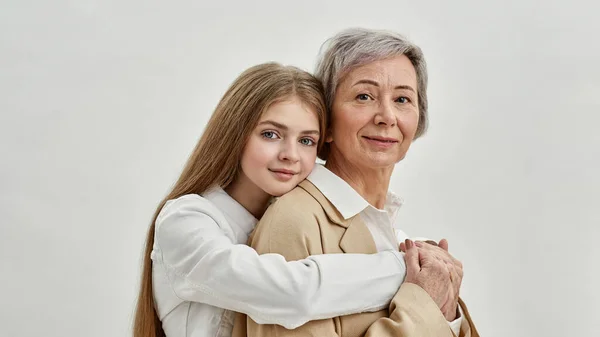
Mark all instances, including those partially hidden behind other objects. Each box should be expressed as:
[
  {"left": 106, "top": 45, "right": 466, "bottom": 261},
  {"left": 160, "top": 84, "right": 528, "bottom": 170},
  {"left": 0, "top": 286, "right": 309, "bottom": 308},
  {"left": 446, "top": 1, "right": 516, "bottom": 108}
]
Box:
[
  {"left": 262, "top": 131, "right": 279, "bottom": 139},
  {"left": 396, "top": 96, "right": 410, "bottom": 104},
  {"left": 356, "top": 93, "right": 371, "bottom": 101},
  {"left": 300, "top": 138, "right": 315, "bottom": 146}
]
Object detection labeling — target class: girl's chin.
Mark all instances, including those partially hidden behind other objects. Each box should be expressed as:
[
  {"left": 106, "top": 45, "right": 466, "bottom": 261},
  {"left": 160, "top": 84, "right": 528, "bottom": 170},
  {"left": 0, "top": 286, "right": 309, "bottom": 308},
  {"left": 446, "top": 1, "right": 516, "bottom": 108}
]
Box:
[{"left": 262, "top": 183, "right": 295, "bottom": 198}]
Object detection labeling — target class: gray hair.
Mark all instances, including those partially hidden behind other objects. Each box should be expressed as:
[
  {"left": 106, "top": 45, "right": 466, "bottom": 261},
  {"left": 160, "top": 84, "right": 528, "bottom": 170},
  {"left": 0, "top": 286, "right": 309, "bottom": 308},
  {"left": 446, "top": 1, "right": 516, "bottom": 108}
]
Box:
[{"left": 315, "top": 28, "right": 429, "bottom": 160}]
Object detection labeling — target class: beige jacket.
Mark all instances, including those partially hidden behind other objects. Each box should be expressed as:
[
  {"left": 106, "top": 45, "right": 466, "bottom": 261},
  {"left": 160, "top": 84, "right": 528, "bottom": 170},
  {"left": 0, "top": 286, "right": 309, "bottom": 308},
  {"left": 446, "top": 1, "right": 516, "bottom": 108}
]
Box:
[{"left": 232, "top": 180, "right": 479, "bottom": 337}]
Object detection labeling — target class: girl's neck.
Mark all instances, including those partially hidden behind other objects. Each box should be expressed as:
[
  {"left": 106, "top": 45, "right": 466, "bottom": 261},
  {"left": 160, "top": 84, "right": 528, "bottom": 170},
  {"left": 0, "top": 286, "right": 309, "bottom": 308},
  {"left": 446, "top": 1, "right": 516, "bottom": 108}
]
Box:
[{"left": 224, "top": 174, "right": 272, "bottom": 219}]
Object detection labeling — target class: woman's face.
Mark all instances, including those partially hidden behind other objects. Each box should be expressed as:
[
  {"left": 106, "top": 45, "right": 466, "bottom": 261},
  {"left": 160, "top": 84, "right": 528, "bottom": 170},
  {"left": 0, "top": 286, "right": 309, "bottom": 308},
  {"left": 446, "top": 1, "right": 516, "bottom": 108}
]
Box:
[
  {"left": 240, "top": 96, "right": 320, "bottom": 197},
  {"left": 327, "top": 54, "right": 420, "bottom": 169}
]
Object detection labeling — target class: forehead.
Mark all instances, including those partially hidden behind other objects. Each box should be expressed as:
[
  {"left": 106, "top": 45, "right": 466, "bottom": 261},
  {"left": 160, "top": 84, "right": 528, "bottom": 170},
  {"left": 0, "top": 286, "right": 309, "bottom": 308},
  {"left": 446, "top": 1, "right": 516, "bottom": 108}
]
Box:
[
  {"left": 341, "top": 54, "right": 417, "bottom": 88},
  {"left": 259, "top": 98, "right": 319, "bottom": 128}
]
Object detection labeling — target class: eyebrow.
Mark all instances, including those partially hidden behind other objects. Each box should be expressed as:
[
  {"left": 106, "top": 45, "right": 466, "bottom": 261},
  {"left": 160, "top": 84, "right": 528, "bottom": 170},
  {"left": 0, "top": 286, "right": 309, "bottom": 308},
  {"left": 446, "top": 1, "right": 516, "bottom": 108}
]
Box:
[
  {"left": 353, "top": 79, "right": 416, "bottom": 93},
  {"left": 258, "top": 120, "right": 320, "bottom": 135}
]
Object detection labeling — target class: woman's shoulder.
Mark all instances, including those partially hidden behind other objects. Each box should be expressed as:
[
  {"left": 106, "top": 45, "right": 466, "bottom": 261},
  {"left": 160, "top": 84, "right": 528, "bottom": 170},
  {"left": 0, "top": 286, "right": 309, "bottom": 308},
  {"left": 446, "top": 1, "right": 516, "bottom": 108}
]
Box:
[
  {"left": 270, "top": 184, "right": 322, "bottom": 213},
  {"left": 257, "top": 184, "right": 324, "bottom": 234},
  {"left": 250, "top": 185, "right": 325, "bottom": 254}
]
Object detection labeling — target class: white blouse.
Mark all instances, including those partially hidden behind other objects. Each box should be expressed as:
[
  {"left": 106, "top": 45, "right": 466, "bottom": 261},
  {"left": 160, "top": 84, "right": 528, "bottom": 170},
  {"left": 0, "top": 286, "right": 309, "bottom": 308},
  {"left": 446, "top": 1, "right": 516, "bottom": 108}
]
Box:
[{"left": 151, "top": 187, "right": 408, "bottom": 337}]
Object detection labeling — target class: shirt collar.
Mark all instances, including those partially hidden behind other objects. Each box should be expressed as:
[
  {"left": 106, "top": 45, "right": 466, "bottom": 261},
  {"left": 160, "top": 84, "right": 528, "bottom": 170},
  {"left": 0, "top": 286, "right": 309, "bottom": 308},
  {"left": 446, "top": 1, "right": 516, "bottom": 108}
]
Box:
[
  {"left": 306, "top": 164, "right": 404, "bottom": 222},
  {"left": 203, "top": 187, "right": 258, "bottom": 235}
]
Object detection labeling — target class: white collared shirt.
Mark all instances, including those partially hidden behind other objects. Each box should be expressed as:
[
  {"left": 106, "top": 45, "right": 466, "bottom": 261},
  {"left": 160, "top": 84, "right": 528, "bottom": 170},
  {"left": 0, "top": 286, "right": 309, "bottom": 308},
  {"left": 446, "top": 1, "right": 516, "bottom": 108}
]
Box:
[
  {"left": 151, "top": 187, "right": 410, "bottom": 337},
  {"left": 307, "top": 164, "right": 463, "bottom": 335}
]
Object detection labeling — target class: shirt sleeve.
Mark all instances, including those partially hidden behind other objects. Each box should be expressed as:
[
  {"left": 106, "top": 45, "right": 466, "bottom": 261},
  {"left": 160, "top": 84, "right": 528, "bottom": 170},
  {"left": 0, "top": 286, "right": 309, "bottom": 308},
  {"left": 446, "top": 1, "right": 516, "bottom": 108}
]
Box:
[
  {"left": 448, "top": 307, "right": 463, "bottom": 336},
  {"left": 153, "top": 195, "right": 407, "bottom": 329}
]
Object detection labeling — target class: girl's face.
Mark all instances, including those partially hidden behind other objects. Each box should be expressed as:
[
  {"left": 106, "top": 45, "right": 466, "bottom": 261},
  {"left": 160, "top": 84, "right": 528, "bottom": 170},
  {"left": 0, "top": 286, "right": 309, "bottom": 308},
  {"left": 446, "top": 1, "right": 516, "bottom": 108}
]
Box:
[{"left": 239, "top": 96, "right": 320, "bottom": 197}]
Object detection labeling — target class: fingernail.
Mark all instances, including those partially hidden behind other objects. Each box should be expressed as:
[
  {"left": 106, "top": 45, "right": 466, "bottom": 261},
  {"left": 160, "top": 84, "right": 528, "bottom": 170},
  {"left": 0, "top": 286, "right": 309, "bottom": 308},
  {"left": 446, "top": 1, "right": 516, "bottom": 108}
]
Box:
[{"left": 415, "top": 241, "right": 423, "bottom": 247}]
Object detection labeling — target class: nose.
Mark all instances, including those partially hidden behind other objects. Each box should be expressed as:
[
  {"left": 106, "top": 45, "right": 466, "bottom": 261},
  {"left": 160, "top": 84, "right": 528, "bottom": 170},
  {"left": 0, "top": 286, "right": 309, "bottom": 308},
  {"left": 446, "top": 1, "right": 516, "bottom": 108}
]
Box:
[
  {"left": 373, "top": 101, "right": 396, "bottom": 127},
  {"left": 278, "top": 140, "right": 300, "bottom": 163}
]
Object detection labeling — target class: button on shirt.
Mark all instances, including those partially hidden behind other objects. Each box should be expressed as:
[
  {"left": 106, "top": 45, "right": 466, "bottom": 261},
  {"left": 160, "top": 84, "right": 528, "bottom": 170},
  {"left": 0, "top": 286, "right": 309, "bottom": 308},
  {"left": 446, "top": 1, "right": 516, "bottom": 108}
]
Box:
[{"left": 307, "top": 164, "right": 463, "bottom": 335}]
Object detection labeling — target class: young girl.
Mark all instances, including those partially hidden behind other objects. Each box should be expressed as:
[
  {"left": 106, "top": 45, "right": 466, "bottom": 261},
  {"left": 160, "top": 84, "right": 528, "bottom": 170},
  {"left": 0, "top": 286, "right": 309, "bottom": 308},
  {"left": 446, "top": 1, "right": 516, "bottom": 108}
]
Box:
[{"left": 133, "top": 63, "right": 409, "bottom": 337}]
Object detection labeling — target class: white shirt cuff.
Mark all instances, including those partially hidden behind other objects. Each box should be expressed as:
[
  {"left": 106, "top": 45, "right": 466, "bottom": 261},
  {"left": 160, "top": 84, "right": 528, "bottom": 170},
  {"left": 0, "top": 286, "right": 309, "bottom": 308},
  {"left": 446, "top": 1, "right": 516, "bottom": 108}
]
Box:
[{"left": 448, "top": 305, "right": 463, "bottom": 336}]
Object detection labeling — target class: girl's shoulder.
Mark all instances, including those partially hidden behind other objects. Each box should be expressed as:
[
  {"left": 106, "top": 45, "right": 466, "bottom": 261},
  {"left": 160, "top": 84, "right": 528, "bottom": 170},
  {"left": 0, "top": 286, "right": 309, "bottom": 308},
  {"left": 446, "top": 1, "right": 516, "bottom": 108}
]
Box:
[{"left": 157, "top": 193, "right": 228, "bottom": 228}]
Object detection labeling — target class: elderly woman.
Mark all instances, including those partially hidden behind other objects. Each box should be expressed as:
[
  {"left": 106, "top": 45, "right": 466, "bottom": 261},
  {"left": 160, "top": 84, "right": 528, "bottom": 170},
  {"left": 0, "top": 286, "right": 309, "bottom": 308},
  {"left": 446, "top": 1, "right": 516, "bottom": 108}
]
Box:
[{"left": 232, "top": 28, "right": 479, "bottom": 337}]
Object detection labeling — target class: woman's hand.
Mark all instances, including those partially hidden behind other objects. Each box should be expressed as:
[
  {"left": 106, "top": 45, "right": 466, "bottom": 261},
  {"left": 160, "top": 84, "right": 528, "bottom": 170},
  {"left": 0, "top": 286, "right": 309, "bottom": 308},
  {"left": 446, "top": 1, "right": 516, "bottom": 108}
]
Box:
[
  {"left": 418, "top": 240, "right": 463, "bottom": 321},
  {"left": 436, "top": 239, "right": 463, "bottom": 321},
  {"left": 401, "top": 239, "right": 463, "bottom": 321}
]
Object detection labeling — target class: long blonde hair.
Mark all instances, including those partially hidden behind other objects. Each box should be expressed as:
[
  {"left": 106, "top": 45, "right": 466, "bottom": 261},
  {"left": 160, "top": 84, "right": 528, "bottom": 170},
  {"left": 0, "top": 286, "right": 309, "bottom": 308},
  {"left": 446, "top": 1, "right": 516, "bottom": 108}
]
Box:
[{"left": 133, "top": 62, "right": 327, "bottom": 337}]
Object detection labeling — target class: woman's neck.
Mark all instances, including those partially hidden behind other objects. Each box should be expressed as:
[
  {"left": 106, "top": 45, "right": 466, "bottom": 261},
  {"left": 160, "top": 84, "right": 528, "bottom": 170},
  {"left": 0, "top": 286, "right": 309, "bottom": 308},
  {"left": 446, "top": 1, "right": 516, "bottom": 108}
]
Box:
[
  {"left": 224, "top": 174, "right": 271, "bottom": 219},
  {"left": 325, "top": 151, "right": 394, "bottom": 210}
]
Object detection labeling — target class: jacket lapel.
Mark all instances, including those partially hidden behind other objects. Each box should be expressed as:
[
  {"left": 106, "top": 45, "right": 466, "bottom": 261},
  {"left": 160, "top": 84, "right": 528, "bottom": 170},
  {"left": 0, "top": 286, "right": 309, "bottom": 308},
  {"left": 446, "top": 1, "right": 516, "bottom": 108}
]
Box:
[
  {"left": 339, "top": 215, "right": 378, "bottom": 254},
  {"left": 298, "top": 180, "right": 377, "bottom": 255}
]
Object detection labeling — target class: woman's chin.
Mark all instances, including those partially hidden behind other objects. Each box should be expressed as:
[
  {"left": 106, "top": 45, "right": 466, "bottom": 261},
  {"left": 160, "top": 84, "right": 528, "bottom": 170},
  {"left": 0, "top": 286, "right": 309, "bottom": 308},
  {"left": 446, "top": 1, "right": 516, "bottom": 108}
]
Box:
[{"left": 357, "top": 155, "right": 403, "bottom": 169}]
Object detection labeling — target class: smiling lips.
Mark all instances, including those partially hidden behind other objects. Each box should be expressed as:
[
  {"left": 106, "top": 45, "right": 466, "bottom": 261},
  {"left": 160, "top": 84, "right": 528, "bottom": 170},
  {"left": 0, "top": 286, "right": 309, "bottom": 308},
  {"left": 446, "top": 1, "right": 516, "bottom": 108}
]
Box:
[
  {"left": 269, "top": 168, "right": 297, "bottom": 181},
  {"left": 362, "top": 135, "right": 399, "bottom": 148},
  {"left": 364, "top": 136, "right": 398, "bottom": 142}
]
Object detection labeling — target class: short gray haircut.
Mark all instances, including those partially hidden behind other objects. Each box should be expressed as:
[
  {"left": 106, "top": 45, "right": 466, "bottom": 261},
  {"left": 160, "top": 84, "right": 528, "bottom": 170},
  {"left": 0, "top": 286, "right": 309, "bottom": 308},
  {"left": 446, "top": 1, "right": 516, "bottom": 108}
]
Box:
[{"left": 315, "top": 28, "right": 429, "bottom": 160}]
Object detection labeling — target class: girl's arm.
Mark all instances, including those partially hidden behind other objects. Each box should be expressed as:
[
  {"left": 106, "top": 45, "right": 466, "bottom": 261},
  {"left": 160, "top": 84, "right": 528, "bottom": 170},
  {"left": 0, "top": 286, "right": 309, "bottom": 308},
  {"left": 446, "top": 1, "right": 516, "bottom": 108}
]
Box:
[{"left": 153, "top": 194, "right": 406, "bottom": 329}]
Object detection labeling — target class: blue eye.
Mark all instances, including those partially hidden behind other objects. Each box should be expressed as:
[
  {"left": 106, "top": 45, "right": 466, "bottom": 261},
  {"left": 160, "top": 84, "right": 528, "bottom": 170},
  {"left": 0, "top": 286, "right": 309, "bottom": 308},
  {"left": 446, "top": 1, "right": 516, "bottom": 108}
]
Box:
[
  {"left": 300, "top": 138, "right": 316, "bottom": 146},
  {"left": 262, "top": 131, "right": 279, "bottom": 139},
  {"left": 396, "top": 96, "right": 410, "bottom": 104},
  {"left": 356, "top": 94, "right": 371, "bottom": 101}
]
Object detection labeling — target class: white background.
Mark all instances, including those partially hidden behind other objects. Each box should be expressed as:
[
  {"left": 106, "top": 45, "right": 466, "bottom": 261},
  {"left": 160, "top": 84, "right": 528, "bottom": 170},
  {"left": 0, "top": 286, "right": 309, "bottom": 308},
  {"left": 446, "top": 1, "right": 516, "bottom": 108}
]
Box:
[{"left": 1, "top": 1, "right": 599, "bottom": 336}]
